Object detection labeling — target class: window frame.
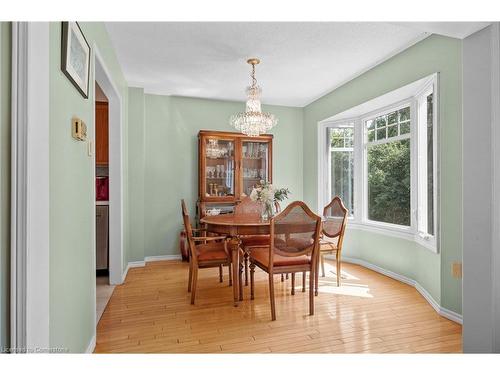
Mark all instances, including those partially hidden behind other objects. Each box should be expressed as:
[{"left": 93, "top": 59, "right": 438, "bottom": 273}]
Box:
[
  {"left": 319, "top": 119, "right": 357, "bottom": 219},
  {"left": 361, "top": 99, "right": 414, "bottom": 233},
  {"left": 415, "top": 77, "right": 439, "bottom": 250},
  {"left": 317, "top": 74, "right": 439, "bottom": 253}
]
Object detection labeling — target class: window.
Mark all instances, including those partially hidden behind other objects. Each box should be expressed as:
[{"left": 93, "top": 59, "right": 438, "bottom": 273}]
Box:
[
  {"left": 417, "top": 85, "right": 436, "bottom": 238},
  {"left": 318, "top": 74, "right": 439, "bottom": 251},
  {"left": 365, "top": 106, "right": 411, "bottom": 226},
  {"left": 328, "top": 126, "right": 354, "bottom": 215}
]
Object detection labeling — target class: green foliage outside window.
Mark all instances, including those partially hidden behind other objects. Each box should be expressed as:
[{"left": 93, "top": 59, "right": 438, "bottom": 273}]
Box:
[{"left": 367, "top": 139, "right": 411, "bottom": 226}]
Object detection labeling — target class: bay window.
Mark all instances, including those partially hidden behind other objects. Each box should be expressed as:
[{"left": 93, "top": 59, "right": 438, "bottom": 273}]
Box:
[{"left": 319, "top": 74, "right": 438, "bottom": 251}]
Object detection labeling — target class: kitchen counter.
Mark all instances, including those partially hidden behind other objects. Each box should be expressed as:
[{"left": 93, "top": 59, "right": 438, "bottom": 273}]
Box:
[{"left": 96, "top": 201, "right": 109, "bottom": 206}]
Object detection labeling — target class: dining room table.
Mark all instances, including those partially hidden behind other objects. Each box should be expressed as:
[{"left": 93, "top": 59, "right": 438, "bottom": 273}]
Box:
[{"left": 200, "top": 212, "right": 270, "bottom": 307}]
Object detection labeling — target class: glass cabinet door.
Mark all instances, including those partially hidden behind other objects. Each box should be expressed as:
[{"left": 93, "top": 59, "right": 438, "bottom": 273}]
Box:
[
  {"left": 204, "top": 138, "right": 235, "bottom": 198},
  {"left": 241, "top": 140, "right": 270, "bottom": 197}
]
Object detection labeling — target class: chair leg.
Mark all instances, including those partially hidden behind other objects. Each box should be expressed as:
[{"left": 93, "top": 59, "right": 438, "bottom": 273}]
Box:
[
  {"left": 286, "top": 273, "right": 289, "bottom": 280},
  {"left": 315, "top": 261, "right": 319, "bottom": 296},
  {"left": 190, "top": 267, "right": 198, "bottom": 305},
  {"left": 239, "top": 263, "right": 244, "bottom": 301},
  {"left": 269, "top": 273, "right": 276, "bottom": 321},
  {"left": 250, "top": 263, "right": 255, "bottom": 300},
  {"left": 336, "top": 256, "right": 341, "bottom": 287},
  {"left": 188, "top": 260, "right": 193, "bottom": 292},
  {"left": 281, "top": 273, "right": 284, "bottom": 282},
  {"left": 309, "top": 267, "right": 315, "bottom": 316},
  {"left": 310, "top": 269, "right": 319, "bottom": 296},
  {"left": 291, "top": 273, "right": 295, "bottom": 295},
  {"left": 244, "top": 251, "right": 249, "bottom": 286},
  {"left": 228, "top": 264, "right": 232, "bottom": 287},
  {"left": 219, "top": 264, "right": 223, "bottom": 283},
  {"left": 321, "top": 254, "right": 325, "bottom": 277},
  {"left": 302, "top": 271, "right": 306, "bottom": 292}
]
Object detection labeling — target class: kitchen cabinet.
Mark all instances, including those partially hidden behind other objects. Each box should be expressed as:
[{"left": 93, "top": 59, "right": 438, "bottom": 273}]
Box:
[{"left": 95, "top": 101, "right": 109, "bottom": 166}]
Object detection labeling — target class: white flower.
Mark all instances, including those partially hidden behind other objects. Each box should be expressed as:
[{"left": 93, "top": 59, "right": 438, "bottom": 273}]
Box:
[
  {"left": 257, "top": 185, "right": 274, "bottom": 205},
  {"left": 250, "top": 188, "right": 259, "bottom": 202}
]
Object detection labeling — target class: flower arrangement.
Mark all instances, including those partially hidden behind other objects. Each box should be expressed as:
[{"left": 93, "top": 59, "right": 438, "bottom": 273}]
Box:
[{"left": 250, "top": 180, "right": 291, "bottom": 219}]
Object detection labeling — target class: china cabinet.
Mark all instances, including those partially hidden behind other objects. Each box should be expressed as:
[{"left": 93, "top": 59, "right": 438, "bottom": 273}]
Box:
[{"left": 197, "top": 130, "right": 273, "bottom": 220}]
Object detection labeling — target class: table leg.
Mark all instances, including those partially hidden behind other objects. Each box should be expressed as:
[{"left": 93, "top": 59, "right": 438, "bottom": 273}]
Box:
[{"left": 229, "top": 237, "right": 240, "bottom": 307}]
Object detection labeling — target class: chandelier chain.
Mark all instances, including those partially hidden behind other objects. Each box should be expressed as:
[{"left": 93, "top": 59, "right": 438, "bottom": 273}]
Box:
[{"left": 251, "top": 63, "right": 257, "bottom": 87}]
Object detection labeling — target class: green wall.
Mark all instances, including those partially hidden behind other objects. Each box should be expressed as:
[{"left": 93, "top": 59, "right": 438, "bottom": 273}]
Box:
[
  {"left": 303, "top": 34, "right": 462, "bottom": 313},
  {"left": 130, "top": 94, "right": 304, "bottom": 259},
  {"left": 49, "top": 22, "right": 129, "bottom": 352},
  {"left": 127, "top": 87, "right": 146, "bottom": 262},
  {"left": 0, "top": 22, "right": 11, "bottom": 349}
]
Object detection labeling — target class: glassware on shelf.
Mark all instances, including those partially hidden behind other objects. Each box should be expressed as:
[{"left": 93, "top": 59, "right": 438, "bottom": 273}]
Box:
[
  {"left": 259, "top": 144, "right": 265, "bottom": 158},
  {"left": 206, "top": 139, "right": 224, "bottom": 158}
]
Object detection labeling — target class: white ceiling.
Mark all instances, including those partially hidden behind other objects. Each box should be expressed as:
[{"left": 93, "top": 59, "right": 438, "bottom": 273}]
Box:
[{"left": 105, "top": 22, "right": 489, "bottom": 107}]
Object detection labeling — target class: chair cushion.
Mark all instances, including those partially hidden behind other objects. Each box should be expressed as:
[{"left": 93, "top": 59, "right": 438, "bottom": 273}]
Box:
[
  {"left": 240, "top": 235, "right": 271, "bottom": 249},
  {"left": 196, "top": 242, "right": 229, "bottom": 262},
  {"left": 250, "top": 247, "right": 311, "bottom": 268},
  {"left": 195, "top": 241, "right": 244, "bottom": 262}
]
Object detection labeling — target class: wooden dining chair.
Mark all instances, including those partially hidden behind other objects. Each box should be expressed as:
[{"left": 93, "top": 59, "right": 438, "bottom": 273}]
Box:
[
  {"left": 249, "top": 201, "right": 321, "bottom": 320},
  {"left": 316, "top": 196, "right": 348, "bottom": 292},
  {"left": 181, "top": 199, "right": 240, "bottom": 304},
  {"left": 236, "top": 197, "right": 284, "bottom": 286}
]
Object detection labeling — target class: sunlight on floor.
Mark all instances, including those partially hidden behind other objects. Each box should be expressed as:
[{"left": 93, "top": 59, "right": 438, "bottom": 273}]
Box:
[{"left": 317, "top": 262, "right": 373, "bottom": 298}]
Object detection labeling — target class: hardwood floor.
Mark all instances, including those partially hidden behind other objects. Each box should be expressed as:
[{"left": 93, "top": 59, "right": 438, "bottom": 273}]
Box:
[{"left": 94, "top": 259, "right": 462, "bottom": 353}]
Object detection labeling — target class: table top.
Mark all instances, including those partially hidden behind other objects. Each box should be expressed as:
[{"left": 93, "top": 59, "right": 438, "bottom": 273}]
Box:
[{"left": 201, "top": 213, "right": 269, "bottom": 227}]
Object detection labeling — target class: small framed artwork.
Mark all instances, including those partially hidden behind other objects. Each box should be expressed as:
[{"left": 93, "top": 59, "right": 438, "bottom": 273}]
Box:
[{"left": 61, "top": 22, "right": 91, "bottom": 98}]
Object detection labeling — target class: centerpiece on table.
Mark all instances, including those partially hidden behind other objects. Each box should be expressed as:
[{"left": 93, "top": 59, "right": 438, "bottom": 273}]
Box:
[{"left": 249, "top": 180, "right": 291, "bottom": 220}]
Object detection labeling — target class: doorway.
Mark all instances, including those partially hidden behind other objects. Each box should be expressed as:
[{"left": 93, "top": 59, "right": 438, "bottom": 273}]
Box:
[
  {"left": 94, "top": 82, "right": 113, "bottom": 322},
  {"left": 93, "top": 48, "right": 124, "bottom": 327}
]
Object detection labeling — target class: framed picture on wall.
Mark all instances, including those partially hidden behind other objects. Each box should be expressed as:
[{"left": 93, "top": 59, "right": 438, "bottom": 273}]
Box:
[{"left": 61, "top": 22, "right": 91, "bottom": 98}]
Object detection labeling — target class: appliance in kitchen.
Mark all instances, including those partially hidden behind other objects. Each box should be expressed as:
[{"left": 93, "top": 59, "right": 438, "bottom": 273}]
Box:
[{"left": 96, "top": 170, "right": 109, "bottom": 274}]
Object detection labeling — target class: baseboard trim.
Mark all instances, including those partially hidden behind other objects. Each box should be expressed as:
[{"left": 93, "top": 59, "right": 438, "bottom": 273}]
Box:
[
  {"left": 122, "top": 255, "right": 182, "bottom": 282},
  {"left": 145, "top": 254, "right": 182, "bottom": 262},
  {"left": 121, "top": 260, "right": 146, "bottom": 283},
  {"left": 342, "top": 256, "right": 463, "bottom": 325},
  {"left": 439, "top": 306, "right": 464, "bottom": 325},
  {"left": 85, "top": 334, "right": 96, "bottom": 353}
]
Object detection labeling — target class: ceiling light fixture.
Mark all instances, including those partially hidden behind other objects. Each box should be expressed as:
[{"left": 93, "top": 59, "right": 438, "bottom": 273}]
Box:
[{"left": 230, "top": 58, "right": 277, "bottom": 137}]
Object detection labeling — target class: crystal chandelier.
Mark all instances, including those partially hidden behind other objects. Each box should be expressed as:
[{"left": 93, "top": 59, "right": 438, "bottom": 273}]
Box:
[{"left": 230, "top": 58, "right": 278, "bottom": 137}]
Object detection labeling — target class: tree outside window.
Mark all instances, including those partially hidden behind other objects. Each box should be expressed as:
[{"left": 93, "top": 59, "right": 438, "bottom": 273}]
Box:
[{"left": 366, "top": 107, "right": 411, "bottom": 226}]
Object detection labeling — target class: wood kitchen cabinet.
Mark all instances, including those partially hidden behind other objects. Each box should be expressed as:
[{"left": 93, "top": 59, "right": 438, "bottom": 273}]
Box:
[
  {"left": 95, "top": 101, "right": 109, "bottom": 165},
  {"left": 197, "top": 130, "right": 273, "bottom": 219}
]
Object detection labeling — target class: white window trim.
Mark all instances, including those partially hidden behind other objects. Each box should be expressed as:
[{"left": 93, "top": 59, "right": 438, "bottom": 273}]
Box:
[
  {"left": 318, "top": 117, "right": 358, "bottom": 216},
  {"left": 361, "top": 99, "right": 414, "bottom": 232},
  {"left": 317, "top": 74, "right": 439, "bottom": 253},
  {"left": 415, "top": 77, "right": 439, "bottom": 251}
]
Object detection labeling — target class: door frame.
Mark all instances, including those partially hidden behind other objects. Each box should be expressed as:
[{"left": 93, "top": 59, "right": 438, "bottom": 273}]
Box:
[
  {"left": 491, "top": 22, "right": 500, "bottom": 352},
  {"left": 10, "top": 22, "right": 50, "bottom": 351},
  {"left": 93, "top": 45, "right": 124, "bottom": 287}
]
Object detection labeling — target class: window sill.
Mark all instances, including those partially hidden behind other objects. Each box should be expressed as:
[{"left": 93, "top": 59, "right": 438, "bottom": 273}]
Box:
[
  {"left": 415, "top": 234, "right": 438, "bottom": 253},
  {"left": 347, "top": 220, "right": 438, "bottom": 253}
]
